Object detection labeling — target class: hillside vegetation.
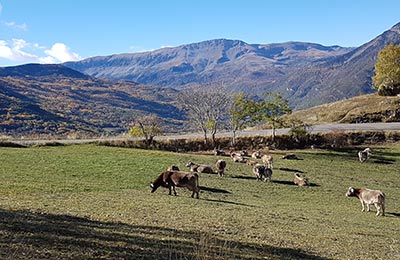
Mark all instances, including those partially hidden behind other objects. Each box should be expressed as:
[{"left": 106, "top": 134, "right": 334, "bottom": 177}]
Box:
[
  {"left": 0, "top": 144, "right": 399, "bottom": 259},
  {"left": 0, "top": 64, "right": 182, "bottom": 137},
  {"left": 285, "top": 93, "right": 400, "bottom": 124}
]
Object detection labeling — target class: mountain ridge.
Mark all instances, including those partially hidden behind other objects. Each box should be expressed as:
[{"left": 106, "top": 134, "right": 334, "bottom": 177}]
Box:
[{"left": 64, "top": 22, "right": 400, "bottom": 109}]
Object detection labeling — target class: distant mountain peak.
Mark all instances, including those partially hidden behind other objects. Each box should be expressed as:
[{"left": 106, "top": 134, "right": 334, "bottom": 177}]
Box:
[{"left": 390, "top": 22, "right": 400, "bottom": 33}]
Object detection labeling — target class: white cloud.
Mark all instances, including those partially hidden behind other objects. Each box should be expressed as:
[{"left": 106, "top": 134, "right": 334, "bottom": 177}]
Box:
[
  {"left": 0, "top": 39, "right": 82, "bottom": 65},
  {"left": 4, "top": 21, "right": 28, "bottom": 31},
  {"left": 44, "top": 43, "right": 81, "bottom": 63},
  {"left": 0, "top": 39, "right": 39, "bottom": 62}
]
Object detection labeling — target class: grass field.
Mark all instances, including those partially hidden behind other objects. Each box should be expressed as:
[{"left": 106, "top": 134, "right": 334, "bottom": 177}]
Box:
[{"left": 0, "top": 143, "right": 399, "bottom": 259}]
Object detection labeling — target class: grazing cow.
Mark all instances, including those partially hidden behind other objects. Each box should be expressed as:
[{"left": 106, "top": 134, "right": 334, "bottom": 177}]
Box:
[
  {"left": 215, "top": 159, "right": 227, "bottom": 177},
  {"left": 358, "top": 148, "right": 372, "bottom": 162},
  {"left": 293, "top": 173, "right": 309, "bottom": 186},
  {"left": 251, "top": 150, "right": 262, "bottom": 159},
  {"left": 281, "top": 153, "right": 299, "bottom": 160},
  {"left": 253, "top": 164, "right": 272, "bottom": 182},
  {"left": 261, "top": 154, "right": 273, "bottom": 169},
  {"left": 345, "top": 187, "right": 385, "bottom": 216},
  {"left": 167, "top": 165, "right": 180, "bottom": 171},
  {"left": 150, "top": 171, "right": 200, "bottom": 198},
  {"left": 185, "top": 161, "right": 215, "bottom": 174}
]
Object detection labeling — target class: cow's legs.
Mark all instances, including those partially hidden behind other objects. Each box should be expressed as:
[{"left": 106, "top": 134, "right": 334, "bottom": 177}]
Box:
[
  {"left": 172, "top": 186, "right": 177, "bottom": 196},
  {"left": 374, "top": 203, "right": 384, "bottom": 216},
  {"left": 360, "top": 200, "right": 365, "bottom": 212}
]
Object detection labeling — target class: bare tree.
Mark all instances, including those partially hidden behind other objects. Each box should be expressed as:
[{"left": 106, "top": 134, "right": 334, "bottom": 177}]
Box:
[
  {"left": 177, "top": 85, "right": 230, "bottom": 146},
  {"left": 129, "top": 114, "right": 163, "bottom": 147}
]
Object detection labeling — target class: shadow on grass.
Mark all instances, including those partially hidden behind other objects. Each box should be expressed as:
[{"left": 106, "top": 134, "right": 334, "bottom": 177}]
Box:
[
  {"left": 387, "top": 212, "right": 400, "bottom": 218},
  {"left": 201, "top": 198, "right": 255, "bottom": 207},
  {"left": 230, "top": 175, "right": 256, "bottom": 180},
  {"left": 0, "top": 208, "right": 331, "bottom": 260},
  {"left": 279, "top": 167, "right": 305, "bottom": 173},
  {"left": 199, "top": 186, "right": 231, "bottom": 194},
  {"left": 273, "top": 180, "right": 320, "bottom": 187}
]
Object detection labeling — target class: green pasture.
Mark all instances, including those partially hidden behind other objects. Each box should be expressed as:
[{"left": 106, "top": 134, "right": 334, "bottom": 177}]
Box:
[{"left": 0, "top": 143, "right": 399, "bottom": 259}]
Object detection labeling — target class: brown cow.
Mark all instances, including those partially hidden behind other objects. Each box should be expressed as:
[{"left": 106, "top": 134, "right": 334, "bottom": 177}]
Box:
[
  {"left": 215, "top": 159, "right": 227, "bottom": 177},
  {"left": 346, "top": 187, "right": 385, "bottom": 216},
  {"left": 150, "top": 171, "right": 200, "bottom": 198}
]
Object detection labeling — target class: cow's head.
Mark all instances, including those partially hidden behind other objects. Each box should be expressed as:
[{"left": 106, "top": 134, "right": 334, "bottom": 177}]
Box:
[
  {"left": 150, "top": 182, "right": 157, "bottom": 193},
  {"left": 346, "top": 187, "right": 356, "bottom": 197}
]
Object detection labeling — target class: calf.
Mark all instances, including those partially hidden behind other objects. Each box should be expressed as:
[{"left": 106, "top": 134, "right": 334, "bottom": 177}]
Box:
[
  {"left": 253, "top": 164, "right": 272, "bottom": 182},
  {"left": 358, "top": 148, "right": 371, "bottom": 162},
  {"left": 185, "top": 161, "right": 215, "bottom": 174},
  {"left": 150, "top": 171, "right": 200, "bottom": 198},
  {"left": 215, "top": 159, "right": 227, "bottom": 177},
  {"left": 345, "top": 187, "right": 385, "bottom": 216}
]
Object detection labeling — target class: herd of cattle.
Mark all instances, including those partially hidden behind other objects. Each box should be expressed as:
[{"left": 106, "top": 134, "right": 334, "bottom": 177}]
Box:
[{"left": 150, "top": 146, "right": 386, "bottom": 216}]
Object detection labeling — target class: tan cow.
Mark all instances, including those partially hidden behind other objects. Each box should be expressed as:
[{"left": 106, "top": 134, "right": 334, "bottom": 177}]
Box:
[
  {"left": 150, "top": 171, "right": 200, "bottom": 198},
  {"left": 261, "top": 154, "right": 273, "bottom": 169},
  {"left": 185, "top": 161, "right": 215, "bottom": 174},
  {"left": 293, "top": 173, "right": 309, "bottom": 186},
  {"left": 346, "top": 187, "right": 385, "bottom": 216}
]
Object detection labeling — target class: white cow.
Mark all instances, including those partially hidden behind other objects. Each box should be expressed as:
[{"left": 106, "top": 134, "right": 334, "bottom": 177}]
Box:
[
  {"left": 358, "top": 148, "right": 371, "bottom": 162},
  {"left": 346, "top": 187, "right": 385, "bottom": 216}
]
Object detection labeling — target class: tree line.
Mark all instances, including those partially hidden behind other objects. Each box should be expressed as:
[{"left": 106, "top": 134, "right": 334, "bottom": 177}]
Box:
[
  {"left": 129, "top": 42, "right": 400, "bottom": 147},
  {"left": 129, "top": 88, "right": 291, "bottom": 147}
]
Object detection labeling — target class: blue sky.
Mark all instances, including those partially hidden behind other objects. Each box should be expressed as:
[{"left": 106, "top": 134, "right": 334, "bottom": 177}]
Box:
[{"left": 0, "top": 0, "right": 399, "bottom": 66}]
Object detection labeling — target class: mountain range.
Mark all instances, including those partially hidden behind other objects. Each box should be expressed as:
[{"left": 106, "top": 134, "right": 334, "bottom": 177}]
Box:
[
  {"left": 1, "top": 22, "right": 400, "bottom": 137},
  {"left": 65, "top": 22, "right": 400, "bottom": 109}
]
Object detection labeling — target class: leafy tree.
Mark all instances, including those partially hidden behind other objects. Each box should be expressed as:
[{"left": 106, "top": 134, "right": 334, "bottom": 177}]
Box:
[
  {"left": 129, "top": 114, "right": 163, "bottom": 147},
  {"left": 229, "top": 92, "right": 258, "bottom": 145},
  {"left": 254, "top": 93, "right": 292, "bottom": 143},
  {"left": 372, "top": 43, "right": 400, "bottom": 96}
]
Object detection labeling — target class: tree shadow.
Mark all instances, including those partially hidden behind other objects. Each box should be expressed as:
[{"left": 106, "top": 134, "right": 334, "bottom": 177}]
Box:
[
  {"left": 0, "top": 208, "right": 331, "bottom": 260},
  {"left": 372, "top": 159, "right": 394, "bottom": 165}
]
